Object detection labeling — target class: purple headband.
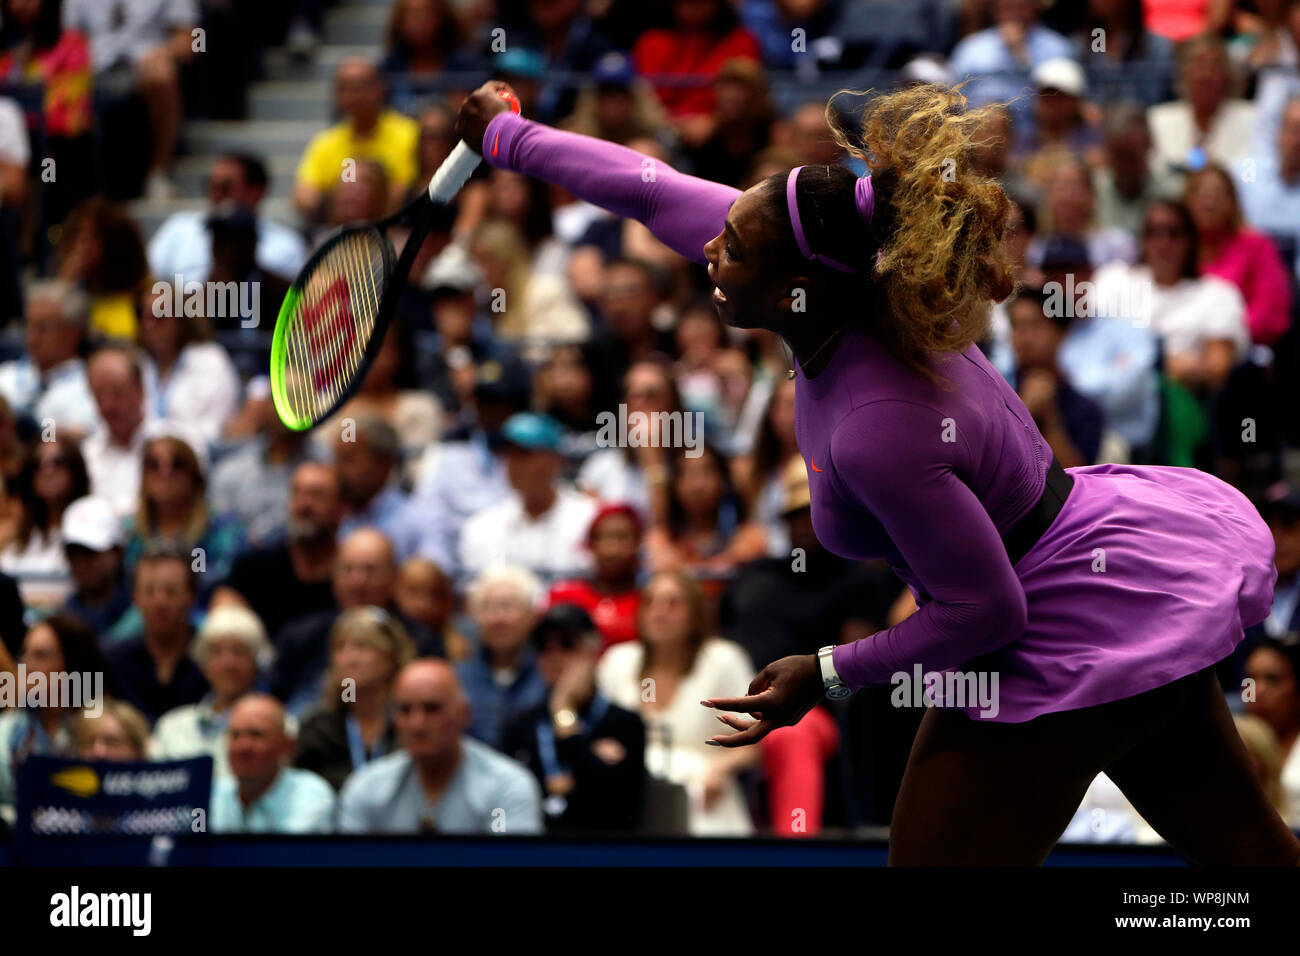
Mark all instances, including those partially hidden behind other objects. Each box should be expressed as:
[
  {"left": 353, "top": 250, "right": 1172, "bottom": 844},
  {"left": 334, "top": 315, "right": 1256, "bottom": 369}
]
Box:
[{"left": 785, "top": 165, "right": 875, "bottom": 274}]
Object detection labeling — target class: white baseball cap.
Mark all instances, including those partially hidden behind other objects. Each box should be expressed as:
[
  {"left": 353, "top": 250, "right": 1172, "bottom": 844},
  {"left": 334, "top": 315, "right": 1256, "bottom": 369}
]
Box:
[
  {"left": 421, "top": 242, "right": 481, "bottom": 293},
  {"left": 900, "top": 55, "right": 954, "bottom": 88},
  {"left": 1031, "top": 58, "right": 1086, "bottom": 97},
  {"left": 61, "top": 496, "right": 123, "bottom": 552}
]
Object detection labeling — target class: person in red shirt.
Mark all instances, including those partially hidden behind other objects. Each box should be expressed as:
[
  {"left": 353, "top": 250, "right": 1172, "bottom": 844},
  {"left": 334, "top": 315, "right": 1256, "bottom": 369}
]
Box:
[
  {"left": 548, "top": 504, "right": 643, "bottom": 650},
  {"left": 631, "top": 0, "right": 761, "bottom": 146}
]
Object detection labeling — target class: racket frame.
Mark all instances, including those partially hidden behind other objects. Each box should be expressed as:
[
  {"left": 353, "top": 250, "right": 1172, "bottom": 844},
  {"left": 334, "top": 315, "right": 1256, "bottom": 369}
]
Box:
[{"left": 270, "top": 192, "right": 436, "bottom": 431}]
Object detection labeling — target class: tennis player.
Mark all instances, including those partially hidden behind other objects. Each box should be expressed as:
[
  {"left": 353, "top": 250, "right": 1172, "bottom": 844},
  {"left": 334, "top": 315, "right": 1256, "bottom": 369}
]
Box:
[{"left": 456, "top": 81, "right": 1300, "bottom": 865}]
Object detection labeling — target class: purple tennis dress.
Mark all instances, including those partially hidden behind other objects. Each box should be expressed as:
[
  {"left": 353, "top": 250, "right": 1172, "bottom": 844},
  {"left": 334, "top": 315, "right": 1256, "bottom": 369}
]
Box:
[{"left": 483, "top": 113, "right": 1277, "bottom": 722}]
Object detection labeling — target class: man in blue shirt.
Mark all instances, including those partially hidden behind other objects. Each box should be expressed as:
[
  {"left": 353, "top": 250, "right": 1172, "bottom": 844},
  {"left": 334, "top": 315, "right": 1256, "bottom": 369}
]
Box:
[
  {"left": 209, "top": 695, "right": 335, "bottom": 833},
  {"left": 948, "top": 0, "right": 1074, "bottom": 152},
  {"left": 456, "top": 565, "right": 550, "bottom": 750},
  {"left": 1038, "top": 237, "right": 1160, "bottom": 457},
  {"left": 338, "top": 660, "right": 542, "bottom": 834},
  {"left": 408, "top": 356, "right": 528, "bottom": 574},
  {"left": 0, "top": 280, "right": 98, "bottom": 437},
  {"left": 335, "top": 416, "right": 425, "bottom": 559},
  {"left": 147, "top": 154, "right": 308, "bottom": 284}
]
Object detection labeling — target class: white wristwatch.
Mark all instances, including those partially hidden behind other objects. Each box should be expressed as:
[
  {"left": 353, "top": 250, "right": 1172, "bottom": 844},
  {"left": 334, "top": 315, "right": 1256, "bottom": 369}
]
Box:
[{"left": 818, "top": 646, "right": 851, "bottom": 700}]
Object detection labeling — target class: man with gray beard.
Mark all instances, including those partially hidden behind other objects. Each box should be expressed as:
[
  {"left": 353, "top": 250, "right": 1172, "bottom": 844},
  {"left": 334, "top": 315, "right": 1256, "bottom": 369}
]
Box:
[{"left": 210, "top": 462, "right": 341, "bottom": 638}]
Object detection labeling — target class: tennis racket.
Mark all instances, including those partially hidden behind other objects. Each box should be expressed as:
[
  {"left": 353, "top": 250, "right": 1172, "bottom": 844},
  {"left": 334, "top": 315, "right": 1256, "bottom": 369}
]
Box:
[{"left": 269, "top": 89, "right": 520, "bottom": 431}]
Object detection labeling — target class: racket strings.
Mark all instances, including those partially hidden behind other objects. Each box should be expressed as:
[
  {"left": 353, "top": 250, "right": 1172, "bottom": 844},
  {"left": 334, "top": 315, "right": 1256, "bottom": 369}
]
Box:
[{"left": 281, "top": 230, "right": 387, "bottom": 423}]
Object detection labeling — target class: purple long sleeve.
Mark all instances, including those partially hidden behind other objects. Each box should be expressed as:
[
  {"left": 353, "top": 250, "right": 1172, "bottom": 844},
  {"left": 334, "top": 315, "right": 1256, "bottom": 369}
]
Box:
[
  {"left": 826, "top": 400, "right": 1030, "bottom": 688},
  {"left": 481, "top": 112, "right": 740, "bottom": 265},
  {"left": 791, "top": 330, "right": 1047, "bottom": 692}
]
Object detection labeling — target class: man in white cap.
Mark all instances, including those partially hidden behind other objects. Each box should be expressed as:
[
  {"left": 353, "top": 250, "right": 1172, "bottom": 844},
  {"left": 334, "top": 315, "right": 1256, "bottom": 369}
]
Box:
[
  {"left": 58, "top": 496, "right": 132, "bottom": 641},
  {"left": 1027, "top": 57, "right": 1102, "bottom": 165}
]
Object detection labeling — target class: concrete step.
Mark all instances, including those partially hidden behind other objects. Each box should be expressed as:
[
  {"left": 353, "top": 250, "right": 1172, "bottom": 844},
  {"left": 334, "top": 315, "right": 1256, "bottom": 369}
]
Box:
[
  {"left": 128, "top": 197, "right": 299, "bottom": 241},
  {"left": 323, "top": 5, "right": 387, "bottom": 46},
  {"left": 248, "top": 80, "right": 333, "bottom": 122},
  {"left": 186, "top": 119, "right": 322, "bottom": 157},
  {"left": 173, "top": 154, "right": 301, "bottom": 200},
  {"left": 263, "top": 44, "right": 383, "bottom": 82}
]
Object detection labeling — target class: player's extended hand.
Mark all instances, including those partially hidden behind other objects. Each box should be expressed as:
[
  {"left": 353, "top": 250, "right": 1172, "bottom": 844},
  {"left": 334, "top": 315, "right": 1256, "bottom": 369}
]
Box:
[
  {"left": 700, "top": 653, "right": 824, "bottom": 747},
  {"left": 456, "top": 81, "right": 519, "bottom": 155}
]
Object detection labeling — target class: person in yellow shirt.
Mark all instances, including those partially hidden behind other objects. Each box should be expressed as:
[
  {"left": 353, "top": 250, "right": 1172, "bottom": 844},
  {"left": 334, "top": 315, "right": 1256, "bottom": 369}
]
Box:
[
  {"left": 294, "top": 57, "right": 420, "bottom": 222},
  {"left": 57, "top": 197, "right": 149, "bottom": 341}
]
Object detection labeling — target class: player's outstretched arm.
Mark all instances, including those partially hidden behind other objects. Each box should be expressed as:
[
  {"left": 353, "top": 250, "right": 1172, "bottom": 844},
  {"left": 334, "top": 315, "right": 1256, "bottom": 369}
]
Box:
[{"left": 457, "top": 81, "right": 740, "bottom": 266}]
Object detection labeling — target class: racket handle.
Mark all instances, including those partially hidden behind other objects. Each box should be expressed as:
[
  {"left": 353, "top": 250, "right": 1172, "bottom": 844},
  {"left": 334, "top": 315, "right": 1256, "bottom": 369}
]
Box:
[
  {"left": 427, "top": 89, "right": 519, "bottom": 205},
  {"left": 427, "top": 140, "right": 482, "bottom": 205}
]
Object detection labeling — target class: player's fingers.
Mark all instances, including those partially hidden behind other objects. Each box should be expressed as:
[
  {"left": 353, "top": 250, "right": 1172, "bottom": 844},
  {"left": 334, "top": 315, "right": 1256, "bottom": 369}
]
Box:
[
  {"left": 706, "top": 718, "right": 773, "bottom": 748},
  {"left": 701, "top": 689, "right": 776, "bottom": 713},
  {"left": 713, "top": 713, "right": 752, "bottom": 732}
]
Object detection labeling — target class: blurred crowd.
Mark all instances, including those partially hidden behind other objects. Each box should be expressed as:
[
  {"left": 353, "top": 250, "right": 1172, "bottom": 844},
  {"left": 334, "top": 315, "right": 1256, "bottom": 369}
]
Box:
[{"left": 0, "top": 0, "right": 1299, "bottom": 841}]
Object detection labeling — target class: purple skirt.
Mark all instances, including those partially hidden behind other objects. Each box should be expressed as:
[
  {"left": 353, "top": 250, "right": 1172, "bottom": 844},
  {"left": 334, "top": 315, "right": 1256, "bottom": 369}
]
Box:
[{"left": 959, "top": 464, "right": 1276, "bottom": 721}]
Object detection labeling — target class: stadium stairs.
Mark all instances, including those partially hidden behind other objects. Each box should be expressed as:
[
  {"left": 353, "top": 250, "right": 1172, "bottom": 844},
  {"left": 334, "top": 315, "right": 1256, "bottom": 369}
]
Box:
[{"left": 128, "top": 0, "right": 392, "bottom": 242}]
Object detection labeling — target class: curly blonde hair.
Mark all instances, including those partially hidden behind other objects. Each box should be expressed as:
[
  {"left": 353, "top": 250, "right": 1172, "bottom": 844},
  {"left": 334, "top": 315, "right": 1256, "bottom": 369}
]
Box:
[{"left": 828, "top": 84, "right": 1015, "bottom": 374}]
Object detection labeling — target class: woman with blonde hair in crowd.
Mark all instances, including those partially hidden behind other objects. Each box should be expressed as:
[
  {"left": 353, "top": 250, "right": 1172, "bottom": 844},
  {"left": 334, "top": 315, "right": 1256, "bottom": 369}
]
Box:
[
  {"left": 468, "top": 219, "right": 589, "bottom": 355},
  {"left": 80, "top": 699, "right": 151, "bottom": 761},
  {"left": 596, "top": 570, "right": 757, "bottom": 835},
  {"left": 122, "top": 425, "right": 246, "bottom": 607},
  {"left": 294, "top": 606, "right": 415, "bottom": 791},
  {"left": 151, "top": 605, "right": 272, "bottom": 777},
  {"left": 483, "top": 168, "right": 570, "bottom": 277}
]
